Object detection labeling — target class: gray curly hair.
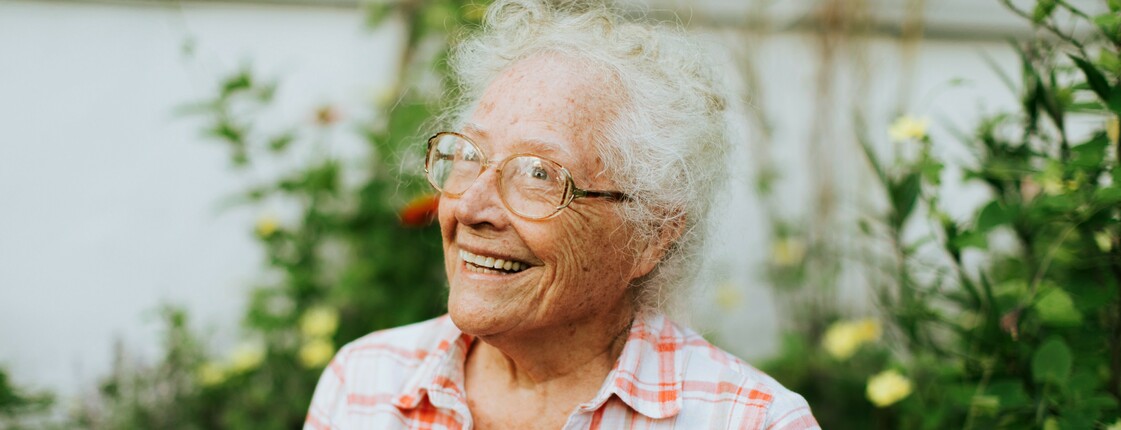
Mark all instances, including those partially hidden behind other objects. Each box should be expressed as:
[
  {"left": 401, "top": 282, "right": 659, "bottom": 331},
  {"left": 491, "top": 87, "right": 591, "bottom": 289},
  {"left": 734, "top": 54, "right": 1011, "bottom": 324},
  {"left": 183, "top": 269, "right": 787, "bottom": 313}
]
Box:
[{"left": 443, "top": 0, "right": 732, "bottom": 314}]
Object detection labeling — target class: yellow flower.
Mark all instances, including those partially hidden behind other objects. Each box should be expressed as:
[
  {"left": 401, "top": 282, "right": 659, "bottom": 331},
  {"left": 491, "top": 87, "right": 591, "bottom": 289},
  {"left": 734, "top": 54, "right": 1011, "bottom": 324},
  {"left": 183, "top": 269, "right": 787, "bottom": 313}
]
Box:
[
  {"left": 197, "top": 362, "right": 227, "bottom": 387},
  {"left": 822, "top": 318, "right": 881, "bottom": 360},
  {"left": 299, "top": 338, "right": 336, "bottom": 368},
  {"left": 854, "top": 319, "right": 881, "bottom": 340},
  {"left": 771, "top": 237, "right": 806, "bottom": 267},
  {"left": 866, "top": 369, "right": 913, "bottom": 407},
  {"left": 229, "top": 341, "right": 266, "bottom": 374},
  {"left": 255, "top": 215, "right": 280, "bottom": 237},
  {"left": 1096, "top": 231, "right": 1114, "bottom": 252},
  {"left": 300, "top": 305, "right": 340, "bottom": 338},
  {"left": 888, "top": 115, "right": 929, "bottom": 142},
  {"left": 715, "top": 282, "right": 743, "bottom": 311},
  {"left": 1104, "top": 419, "right": 1121, "bottom": 430},
  {"left": 1108, "top": 116, "right": 1119, "bottom": 147}
]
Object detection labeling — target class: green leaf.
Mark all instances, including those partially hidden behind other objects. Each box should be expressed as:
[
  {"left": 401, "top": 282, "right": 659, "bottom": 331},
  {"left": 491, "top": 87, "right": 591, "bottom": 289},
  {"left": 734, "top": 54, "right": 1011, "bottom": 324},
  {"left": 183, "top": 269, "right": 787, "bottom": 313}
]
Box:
[
  {"left": 1101, "top": 50, "right": 1121, "bottom": 75},
  {"left": 206, "top": 120, "right": 245, "bottom": 145},
  {"left": 976, "top": 201, "right": 1013, "bottom": 233},
  {"left": 1060, "top": 409, "right": 1098, "bottom": 430},
  {"left": 951, "top": 230, "right": 988, "bottom": 251},
  {"left": 1070, "top": 55, "right": 1112, "bottom": 101},
  {"left": 1095, "top": 13, "right": 1121, "bottom": 41},
  {"left": 220, "top": 70, "right": 253, "bottom": 99},
  {"left": 1071, "top": 137, "right": 1108, "bottom": 170},
  {"left": 268, "top": 132, "right": 295, "bottom": 153},
  {"left": 970, "top": 395, "right": 1000, "bottom": 416},
  {"left": 1093, "top": 186, "right": 1121, "bottom": 205},
  {"left": 364, "top": 3, "right": 394, "bottom": 28},
  {"left": 890, "top": 173, "right": 922, "bottom": 225},
  {"left": 1109, "top": 88, "right": 1121, "bottom": 115},
  {"left": 1111, "top": 0, "right": 1121, "bottom": 12},
  {"left": 1037, "top": 194, "right": 1079, "bottom": 213},
  {"left": 1034, "top": 288, "right": 1084, "bottom": 326},
  {"left": 986, "top": 380, "right": 1029, "bottom": 408},
  {"left": 983, "top": 159, "right": 1026, "bottom": 181},
  {"left": 1032, "top": 337, "right": 1073, "bottom": 385},
  {"left": 919, "top": 158, "right": 944, "bottom": 186},
  {"left": 1033, "top": 0, "right": 1057, "bottom": 23}
]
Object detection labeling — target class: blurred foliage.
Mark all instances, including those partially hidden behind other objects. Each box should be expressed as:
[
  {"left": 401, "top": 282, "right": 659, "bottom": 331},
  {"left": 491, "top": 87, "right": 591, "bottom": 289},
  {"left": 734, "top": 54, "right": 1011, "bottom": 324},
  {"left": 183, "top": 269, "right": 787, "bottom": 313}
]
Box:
[
  {"left": 0, "top": 365, "right": 53, "bottom": 429},
  {"left": 67, "top": 1, "right": 490, "bottom": 429},
  {"left": 764, "top": 1, "right": 1121, "bottom": 429}
]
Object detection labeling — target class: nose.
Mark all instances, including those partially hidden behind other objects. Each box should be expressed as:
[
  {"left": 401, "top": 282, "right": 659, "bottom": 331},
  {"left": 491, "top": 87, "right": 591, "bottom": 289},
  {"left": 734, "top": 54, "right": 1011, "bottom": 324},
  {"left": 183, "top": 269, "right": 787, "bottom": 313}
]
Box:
[{"left": 450, "top": 166, "right": 511, "bottom": 229}]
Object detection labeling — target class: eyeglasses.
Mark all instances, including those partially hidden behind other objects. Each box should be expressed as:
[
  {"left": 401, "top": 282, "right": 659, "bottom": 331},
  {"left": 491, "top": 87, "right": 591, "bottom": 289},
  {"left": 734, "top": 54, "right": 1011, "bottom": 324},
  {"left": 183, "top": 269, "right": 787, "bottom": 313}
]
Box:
[{"left": 424, "top": 132, "right": 628, "bottom": 220}]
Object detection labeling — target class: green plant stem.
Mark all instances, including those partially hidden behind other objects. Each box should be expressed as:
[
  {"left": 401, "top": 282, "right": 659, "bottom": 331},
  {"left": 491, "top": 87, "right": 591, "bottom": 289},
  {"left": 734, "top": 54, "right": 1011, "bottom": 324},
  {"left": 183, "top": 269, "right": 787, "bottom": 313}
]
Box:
[
  {"left": 891, "top": 230, "right": 920, "bottom": 344},
  {"left": 1035, "top": 388, "right": 1046, "bottom": 425},
  {"left": 1025, "top": 223, "right": 1076, "bottom": 303},
  {"left": 1055, "top": 0, "right": 1090, "bottom": 20},
  {"left": 999, "top": 0, "right": 1089, "bottom": 58},
  {"left": 962, "top": 359, "right": 994, "bottom": 430},
  {"left": 1112, "top": 297, "right": 1121, "bottom": 401},
  {"left": 1112, "top": 209, "right": 1121, "bottom": 401}
]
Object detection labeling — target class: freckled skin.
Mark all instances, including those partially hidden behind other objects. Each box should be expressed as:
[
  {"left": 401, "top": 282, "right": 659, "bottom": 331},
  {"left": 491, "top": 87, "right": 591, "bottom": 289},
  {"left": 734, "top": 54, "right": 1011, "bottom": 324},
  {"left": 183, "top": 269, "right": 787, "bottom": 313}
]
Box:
[
  {"left": 441, "top": 54, "right": 639, "bottom": 340},
  {"left": 437, "top": 54, "right": 661, "bottom": 430}
]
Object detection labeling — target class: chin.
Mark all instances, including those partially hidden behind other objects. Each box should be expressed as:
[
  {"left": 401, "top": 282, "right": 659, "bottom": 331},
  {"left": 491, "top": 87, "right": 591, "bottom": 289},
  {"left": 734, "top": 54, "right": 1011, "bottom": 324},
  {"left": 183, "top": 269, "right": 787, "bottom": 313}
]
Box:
[{"left": 446, "top": 288, "right": 516, "bottom": 337}]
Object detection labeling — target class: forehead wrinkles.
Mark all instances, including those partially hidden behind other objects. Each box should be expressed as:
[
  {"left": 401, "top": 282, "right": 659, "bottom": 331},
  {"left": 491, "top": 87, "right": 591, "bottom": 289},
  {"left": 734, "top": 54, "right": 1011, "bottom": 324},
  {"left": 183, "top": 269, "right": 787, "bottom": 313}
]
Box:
[{"left": 469, "top": 53, "right": 624, "bottom": 184}]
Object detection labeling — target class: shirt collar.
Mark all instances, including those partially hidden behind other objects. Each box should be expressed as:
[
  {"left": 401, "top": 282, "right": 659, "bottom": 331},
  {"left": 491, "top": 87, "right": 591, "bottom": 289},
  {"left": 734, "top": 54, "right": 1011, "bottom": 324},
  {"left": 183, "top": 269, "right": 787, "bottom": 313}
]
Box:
[
  {"left": 392, "top": 316, "right": 474, "bottom": 411},
  {"left": 391, "top": 313, "right": 685, "bottom": 420},
  {"left": 580, "top": 311, "right": 685, "bottom": 419}
]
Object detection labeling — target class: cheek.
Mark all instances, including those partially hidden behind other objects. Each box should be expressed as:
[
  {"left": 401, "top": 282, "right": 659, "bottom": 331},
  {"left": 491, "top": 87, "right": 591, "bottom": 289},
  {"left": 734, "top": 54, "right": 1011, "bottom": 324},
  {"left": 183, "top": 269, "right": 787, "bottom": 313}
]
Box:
[
  {"left": 437, "top": 197, "right": 459, "bottom": 274},
  {"left": 541, "top": 211, "right": 635, "bottom": 288},
  {"left": 437, "top": 196, "right": 456, "bottom": 241}
]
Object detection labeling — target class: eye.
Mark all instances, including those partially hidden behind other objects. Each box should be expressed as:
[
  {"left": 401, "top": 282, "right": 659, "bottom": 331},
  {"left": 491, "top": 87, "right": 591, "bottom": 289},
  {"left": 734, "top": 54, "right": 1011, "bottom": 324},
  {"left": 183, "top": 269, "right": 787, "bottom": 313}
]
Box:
[{"left": 530, "top": 165, "right": 550, "bottom": 181}]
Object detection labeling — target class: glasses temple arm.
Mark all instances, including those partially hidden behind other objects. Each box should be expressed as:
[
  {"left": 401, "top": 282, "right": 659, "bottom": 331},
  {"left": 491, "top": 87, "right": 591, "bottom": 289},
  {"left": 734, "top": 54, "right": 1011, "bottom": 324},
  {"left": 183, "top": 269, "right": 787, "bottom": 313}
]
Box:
[{"left": 575, "top": 189, "right": 630, "bottom": 202}]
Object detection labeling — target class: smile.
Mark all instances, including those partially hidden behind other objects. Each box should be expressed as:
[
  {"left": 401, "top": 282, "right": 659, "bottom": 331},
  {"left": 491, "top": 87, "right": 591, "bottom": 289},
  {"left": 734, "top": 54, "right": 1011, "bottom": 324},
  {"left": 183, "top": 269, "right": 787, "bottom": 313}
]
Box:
[{"left": 459, "top": 249, "right": 530, "bottom": 274}]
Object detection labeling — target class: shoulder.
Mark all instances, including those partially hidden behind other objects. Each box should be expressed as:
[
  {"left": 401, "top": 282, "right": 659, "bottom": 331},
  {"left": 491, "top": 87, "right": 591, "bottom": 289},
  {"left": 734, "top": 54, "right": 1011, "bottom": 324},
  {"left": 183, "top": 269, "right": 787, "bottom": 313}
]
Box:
[
  {"left": 661, "top": 317, "right": 819, "bottom": 429},
  {"left": 305, "top": 316, "right": 462, "bottom": 429},
  {"left": 334, "top": 315, "right": 456, "bottom": 371}
]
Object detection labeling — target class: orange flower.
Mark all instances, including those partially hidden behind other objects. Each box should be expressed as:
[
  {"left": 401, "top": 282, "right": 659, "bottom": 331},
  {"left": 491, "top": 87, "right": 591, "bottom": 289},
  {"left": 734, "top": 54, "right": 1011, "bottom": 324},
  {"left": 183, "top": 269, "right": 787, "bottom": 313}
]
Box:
[{"left": 400, "top": 194, "right": 440, "bottom": 227}]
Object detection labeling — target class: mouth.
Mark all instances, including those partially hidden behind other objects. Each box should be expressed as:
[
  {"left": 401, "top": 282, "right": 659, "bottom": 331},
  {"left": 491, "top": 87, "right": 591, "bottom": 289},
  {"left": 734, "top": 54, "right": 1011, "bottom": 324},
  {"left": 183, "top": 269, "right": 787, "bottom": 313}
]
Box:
[{"left": 459, "top": 249, "right": 531, "bottom": 275}]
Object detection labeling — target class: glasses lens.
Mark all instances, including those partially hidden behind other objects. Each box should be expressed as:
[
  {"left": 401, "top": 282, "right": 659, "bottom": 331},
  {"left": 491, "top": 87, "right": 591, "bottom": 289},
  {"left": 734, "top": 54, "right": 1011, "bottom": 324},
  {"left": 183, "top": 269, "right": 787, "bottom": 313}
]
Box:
[
  {"left": 427, "top": 134, "right": 483, "bottom": 195},
  {"left": 500, "top": 156, "right": 569, "bottom": 218}
]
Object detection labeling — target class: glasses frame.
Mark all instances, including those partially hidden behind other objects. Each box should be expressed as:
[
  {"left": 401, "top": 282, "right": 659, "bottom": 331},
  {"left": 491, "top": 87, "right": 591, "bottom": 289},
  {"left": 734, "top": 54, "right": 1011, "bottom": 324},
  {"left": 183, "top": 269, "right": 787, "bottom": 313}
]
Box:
[{"left": 424, "top": 131, "right": 629, "bottom": 220}]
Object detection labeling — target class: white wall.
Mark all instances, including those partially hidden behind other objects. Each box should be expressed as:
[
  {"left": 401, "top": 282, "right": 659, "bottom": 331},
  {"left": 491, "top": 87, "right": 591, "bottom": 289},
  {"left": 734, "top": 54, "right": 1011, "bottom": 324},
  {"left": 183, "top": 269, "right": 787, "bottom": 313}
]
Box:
[{"left": 0, "top": 0, "right": 1023, "bottom": 401}]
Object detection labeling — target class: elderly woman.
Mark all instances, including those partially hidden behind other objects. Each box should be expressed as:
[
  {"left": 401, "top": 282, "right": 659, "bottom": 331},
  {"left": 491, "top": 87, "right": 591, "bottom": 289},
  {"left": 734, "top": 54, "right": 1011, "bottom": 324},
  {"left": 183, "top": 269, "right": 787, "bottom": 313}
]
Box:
[{"left": 305, "top": 1, "right": 818, "bottom": 428}]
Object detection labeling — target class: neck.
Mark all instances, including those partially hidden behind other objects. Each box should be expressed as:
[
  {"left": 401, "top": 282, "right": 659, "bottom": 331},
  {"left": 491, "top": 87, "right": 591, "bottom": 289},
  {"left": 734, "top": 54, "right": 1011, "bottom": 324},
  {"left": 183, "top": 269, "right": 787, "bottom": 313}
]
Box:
[{"left": 467, "top": 304, "right": 636, "bottom": 390}]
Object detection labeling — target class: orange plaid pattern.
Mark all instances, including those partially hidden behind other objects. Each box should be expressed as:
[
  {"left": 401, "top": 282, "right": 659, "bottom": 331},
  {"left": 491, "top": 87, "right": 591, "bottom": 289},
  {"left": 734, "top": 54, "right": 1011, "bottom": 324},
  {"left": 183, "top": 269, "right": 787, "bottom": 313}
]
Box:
[{"left": 305, "top": 313, "right": 819, "bottom": 429}]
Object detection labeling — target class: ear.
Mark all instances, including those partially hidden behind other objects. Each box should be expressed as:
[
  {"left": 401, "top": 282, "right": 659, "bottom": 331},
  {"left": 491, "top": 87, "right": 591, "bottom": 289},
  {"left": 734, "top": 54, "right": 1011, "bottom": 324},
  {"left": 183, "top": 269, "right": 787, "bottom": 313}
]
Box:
[{"left": 630, "top": 213, "right": 686, "bottom": 280}]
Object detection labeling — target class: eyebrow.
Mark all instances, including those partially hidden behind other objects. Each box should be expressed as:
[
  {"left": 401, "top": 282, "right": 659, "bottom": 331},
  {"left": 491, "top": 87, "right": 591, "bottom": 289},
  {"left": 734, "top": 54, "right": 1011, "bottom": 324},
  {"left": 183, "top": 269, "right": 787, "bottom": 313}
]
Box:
[{"left": 461, "top": 122, "right": 489, "bottom": 138}]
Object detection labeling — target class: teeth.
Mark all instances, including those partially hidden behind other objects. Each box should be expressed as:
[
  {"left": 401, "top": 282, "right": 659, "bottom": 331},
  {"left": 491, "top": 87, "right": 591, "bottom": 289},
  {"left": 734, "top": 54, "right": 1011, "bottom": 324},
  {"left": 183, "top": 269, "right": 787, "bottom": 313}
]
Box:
[{"left": 459, "top": 249, "right": 528, "bottom": 272}]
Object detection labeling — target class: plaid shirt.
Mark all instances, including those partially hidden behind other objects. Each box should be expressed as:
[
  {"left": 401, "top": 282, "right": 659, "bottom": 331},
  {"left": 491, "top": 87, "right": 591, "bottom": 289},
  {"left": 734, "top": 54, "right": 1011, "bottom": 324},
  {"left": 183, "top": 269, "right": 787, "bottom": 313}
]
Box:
[{"left": 305, "top": 313, "right": 819, "bottom": 429}]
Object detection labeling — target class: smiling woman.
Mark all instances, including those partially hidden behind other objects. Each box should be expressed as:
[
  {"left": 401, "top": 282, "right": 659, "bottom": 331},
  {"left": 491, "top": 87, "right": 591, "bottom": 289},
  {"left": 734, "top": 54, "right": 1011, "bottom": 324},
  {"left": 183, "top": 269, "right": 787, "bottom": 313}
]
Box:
[{"left": 303, "top": 1, "right": 819, "bottom": 429}]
